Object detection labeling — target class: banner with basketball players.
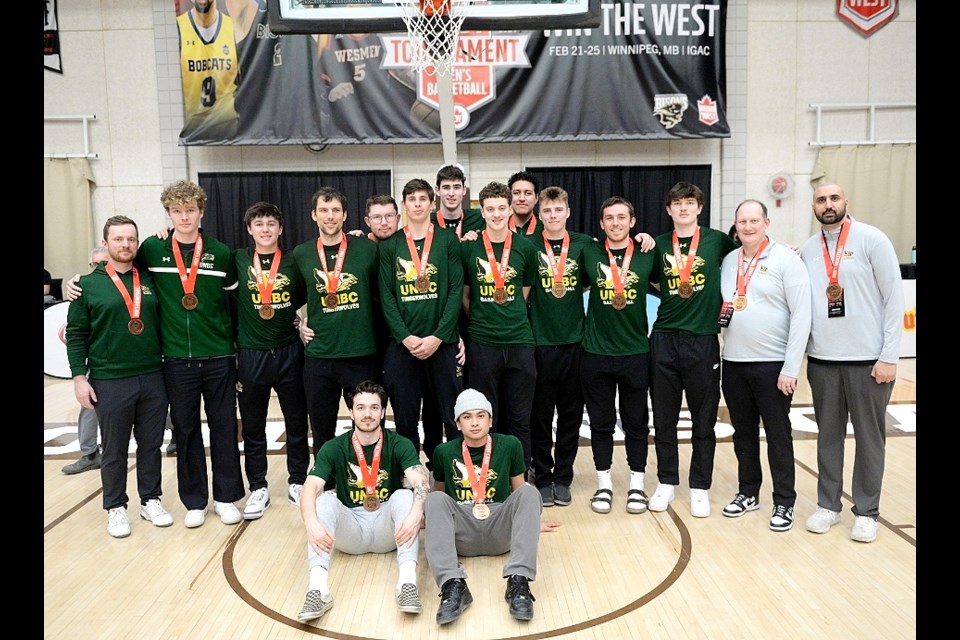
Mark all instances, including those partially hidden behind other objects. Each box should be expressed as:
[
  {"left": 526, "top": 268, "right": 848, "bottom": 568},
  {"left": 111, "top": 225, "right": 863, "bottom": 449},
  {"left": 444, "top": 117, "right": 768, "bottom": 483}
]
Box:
[
  {"left": 44, "top": 0, "right": 63, "bottom": 73},
  {"left": 176, "top": 0, "right": 728, "bottom": 145}
]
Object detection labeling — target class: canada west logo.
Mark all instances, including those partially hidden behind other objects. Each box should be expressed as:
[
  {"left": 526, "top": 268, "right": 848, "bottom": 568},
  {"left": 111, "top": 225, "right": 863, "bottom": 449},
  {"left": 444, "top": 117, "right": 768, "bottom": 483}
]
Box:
[
  {"left": 245, "top": 266, "right": 292, "bottom": 291},
  {"left": 314, "top": 270, "right": 359, "bottom": 294},
  {"left": 596, "top": 262, "right": 640, "bottom": 290},
  {"left": 537, "top": 252, "right": 578, "bottom": 279},
  {"left": 661, "top": 253, "right": 706, "bottom": 277},
  {"left": 474, "top": 257, "right": 518, "bottom": 284},
  {"left": 396, "top": 256, "right": 438, "bottom": 282},
  {"left": 347, "top": 462, "right": 389, "bottom": 490}
]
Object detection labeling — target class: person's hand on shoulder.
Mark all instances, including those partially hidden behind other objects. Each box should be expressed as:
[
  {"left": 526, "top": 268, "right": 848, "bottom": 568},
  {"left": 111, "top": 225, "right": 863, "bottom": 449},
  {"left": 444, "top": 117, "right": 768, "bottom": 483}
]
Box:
[
  {"left": 634, "top": 232, "right": 655, "bottom": 252},
  {"left": 64, "top": 274, "right": 83, "bottom": 301}
]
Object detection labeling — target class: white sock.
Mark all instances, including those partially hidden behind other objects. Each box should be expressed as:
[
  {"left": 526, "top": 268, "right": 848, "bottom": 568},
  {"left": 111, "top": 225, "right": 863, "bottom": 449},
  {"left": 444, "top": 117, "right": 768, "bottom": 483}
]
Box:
[
  {"left": 630, "top": 471, "right": 645, "bottom": 492},
  {"left": 308, "top": 566, "right": 329, "bottom": 594},
  {"left": 397, "top": 561, "right": 417, "bottom": 587},
  {"left": 596, "top": 469, "right": 612, "bottom": 491}
]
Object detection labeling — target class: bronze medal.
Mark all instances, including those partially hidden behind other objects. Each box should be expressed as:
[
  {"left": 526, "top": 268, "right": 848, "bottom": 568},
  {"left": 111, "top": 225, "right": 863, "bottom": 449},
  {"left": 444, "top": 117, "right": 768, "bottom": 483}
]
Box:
[
  {"left": 416, "top": 274, "right": 430, "bottom": 293},
  {"left": 826, "top": 282, "right": 843, "bottom": 301},
  {"left": 258, "top": 304, "right": 275, "bottom": 320},
  {"left": 127, "top": 318, "right": 144, "bottom": 335},
  {"left": 732, "top": 295, "right": 748, "bottom": 312},
  {"left": 181, "top": 293, "right": 199, "bottom": 310},
  {"left": 678, "top": 282, "right": 694, "bottom": 298},
  {"left": 551, "top": 282, "right": 566, "bottom": 298},
  {"left": 324, "top": 292, "right": 339, "bottom": 309},
  {"left": 493, "top": 288, "right": 508, "bottom": 304},
  {"left": 612, "top": 292, "right": 627, "bottom": 310},
  {"left": 472, "top": 503, "right": 490, "bottom": 520},
  {"left": 363, "top": 494, "right": 380, "bottom": 512}
]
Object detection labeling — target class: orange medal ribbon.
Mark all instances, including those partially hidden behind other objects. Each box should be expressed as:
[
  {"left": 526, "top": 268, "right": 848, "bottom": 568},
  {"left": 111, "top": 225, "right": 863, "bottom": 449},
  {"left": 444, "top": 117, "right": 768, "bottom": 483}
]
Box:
[
  {"left": 482, "top": 230, "right": 513, "bottom": 296},
  {"left": 461, "top": 435, "right": 493, "bottom": 505},
  {"left": 542, "top": 231, "right": 570, "bottom": 290},
  {"left": 172, "top": 234, "right": 203, "bottom": 298}
]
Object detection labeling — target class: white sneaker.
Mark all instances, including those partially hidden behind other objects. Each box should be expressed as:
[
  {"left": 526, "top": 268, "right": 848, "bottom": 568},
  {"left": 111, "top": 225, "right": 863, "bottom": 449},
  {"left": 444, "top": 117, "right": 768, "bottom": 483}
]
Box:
[
  {"left": 184, "top": 509, "right": 206, "bottom": 528},
  {"left": 690, "top": 489, "right": 711, "bottom": 518},
  {"left": 850, "top": 516, "right": 879, "bottom": 543},
  {"left": 214, "top": 501, "right": 243, "bottom": 525},
  {"left": 288, "top": 483, "right": 303, "bottom": 506},
  {"left": 244, "top": 488, "right": 271, "bottom": 520},
  {"left": 139, "top": 499, "right": 174, "bottom": 527},
  {"left": 648, "top": 483, "right": 675, "bottom": 512},
  {"left": 805, "top": 507, "right": 841, "bottom": 534},
  {"left": 107, "top": 507, "right": 131, "bottom": 538}
]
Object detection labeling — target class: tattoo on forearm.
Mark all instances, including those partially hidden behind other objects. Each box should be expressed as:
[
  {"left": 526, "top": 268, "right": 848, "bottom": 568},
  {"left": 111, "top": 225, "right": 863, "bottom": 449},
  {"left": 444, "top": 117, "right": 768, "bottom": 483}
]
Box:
[{"left": 410, "top": 464, "right": 429, "bottom": 502}]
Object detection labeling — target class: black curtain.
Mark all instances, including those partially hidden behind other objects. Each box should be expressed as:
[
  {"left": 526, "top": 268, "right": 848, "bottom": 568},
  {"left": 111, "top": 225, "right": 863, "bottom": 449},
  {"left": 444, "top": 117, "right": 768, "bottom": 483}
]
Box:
[
  {"left": 527, "top": 165, "right": 712, "bottom": 241},
  {"left": 198, "top": 171, "right": 392, "bottom": 251}
]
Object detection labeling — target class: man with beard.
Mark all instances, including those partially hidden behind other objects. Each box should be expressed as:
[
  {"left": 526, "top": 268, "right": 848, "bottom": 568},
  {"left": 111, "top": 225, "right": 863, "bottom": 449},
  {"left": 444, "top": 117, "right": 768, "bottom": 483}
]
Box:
[
  {"left": 297, "top": 381, "right": 429, "bottom": 622},
  {"left": 66, "top": 216, "right": 171, "bottom": 538},
  {"left": 800, "top": 184, "right": 902, "bottom": 544}
]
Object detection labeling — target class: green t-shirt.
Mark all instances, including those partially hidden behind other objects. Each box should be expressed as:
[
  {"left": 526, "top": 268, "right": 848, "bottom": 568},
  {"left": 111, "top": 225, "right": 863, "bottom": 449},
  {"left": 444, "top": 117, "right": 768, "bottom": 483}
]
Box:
[
  {"left": 508, "top": 216, "right": 544, "bottom": 238},
  {"left": 432, "top": 433, "right": 525, "bottom": 505},
  {"left": 309, "top": 427, "right": 421, "bottom": 508},
  {"left": 378, "top": 225, "right": 463, "bottom": 344},
  {"left": 528, "top": 231, "right": 594, "bottom": 346},
  {"left": 430, "top": 207, "right": 485, "bottom": 239},
  {"left": 291, "top": 234, "right": 379, "bottom": 359},
  {"left": 460, "top": 232, "right": 537, "bottom": 347},
  {"left": 651, "top": 227, "right": 737, "bottom": 335},
  {"left": 66, "top": 265, "right": 163, "bottom": 379},
  {"left": 233, "top": 247, "right": 305, "bottom": 350},
  {"left": 581, "top": 239, "right": 656, "bottom": 356}
]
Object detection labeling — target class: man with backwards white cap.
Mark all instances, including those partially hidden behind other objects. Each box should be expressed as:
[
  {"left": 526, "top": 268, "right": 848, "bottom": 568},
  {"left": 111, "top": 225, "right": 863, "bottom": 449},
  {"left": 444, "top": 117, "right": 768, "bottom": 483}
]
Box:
[{"left": 424, "top": 388, "right": 555, "bottom": 626}]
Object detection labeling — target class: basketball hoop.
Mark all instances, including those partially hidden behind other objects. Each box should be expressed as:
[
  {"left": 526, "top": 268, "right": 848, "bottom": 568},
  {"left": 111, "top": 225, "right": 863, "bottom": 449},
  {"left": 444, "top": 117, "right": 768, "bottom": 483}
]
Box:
[{"left": 395, "top": 0, "right": 472, "bottom": 77}]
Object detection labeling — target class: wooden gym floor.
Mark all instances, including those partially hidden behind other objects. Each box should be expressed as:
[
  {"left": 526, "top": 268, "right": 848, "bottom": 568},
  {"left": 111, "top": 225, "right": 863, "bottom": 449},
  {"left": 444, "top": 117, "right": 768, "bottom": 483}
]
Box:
[{"left": 43, "top": 359, "right": 915, "bottom": 639}]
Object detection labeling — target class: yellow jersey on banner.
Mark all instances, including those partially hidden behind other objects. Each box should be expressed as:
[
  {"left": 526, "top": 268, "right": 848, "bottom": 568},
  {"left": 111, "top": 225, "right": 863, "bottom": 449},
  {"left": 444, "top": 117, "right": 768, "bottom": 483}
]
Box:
[{"left": 177, "top": 9, "right": 239, "bottom": 140}]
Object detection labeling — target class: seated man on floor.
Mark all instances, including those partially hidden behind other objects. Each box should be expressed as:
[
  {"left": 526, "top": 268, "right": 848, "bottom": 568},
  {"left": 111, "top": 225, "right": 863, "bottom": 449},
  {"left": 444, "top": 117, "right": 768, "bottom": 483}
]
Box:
[
  {"left": 424, "top": 388, "right": 550, "bottom": 625},
  {"left": 297, "top": 380, "right": 430, "bottom": 622}
]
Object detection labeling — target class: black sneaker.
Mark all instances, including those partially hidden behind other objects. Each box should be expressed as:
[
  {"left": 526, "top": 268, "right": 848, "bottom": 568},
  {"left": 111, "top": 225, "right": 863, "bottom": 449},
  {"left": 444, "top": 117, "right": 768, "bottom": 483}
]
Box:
[
  {"left": 504, "top": 575, "right": 535, "bottom": 621},
  {"left": 538, "top": 484, "right": 555, "bottom": 507},
  {"left": 769, "top": 504, "right": 794, "bottom": 532},
  {"left": 436, "top": 578, "right": 472, "bottom": 625},
  {"left": 553, "top": 484, "right": 572, "bottom": 506},
  {"left": 722, "top": 494, "right": 759, "bottom": 518}
]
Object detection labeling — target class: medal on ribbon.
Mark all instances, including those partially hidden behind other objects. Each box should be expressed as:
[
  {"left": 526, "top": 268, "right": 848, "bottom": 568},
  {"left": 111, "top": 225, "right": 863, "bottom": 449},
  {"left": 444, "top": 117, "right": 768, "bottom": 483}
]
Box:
[{"left": 172, "top": 235, "right": 203, "bottom": 310}]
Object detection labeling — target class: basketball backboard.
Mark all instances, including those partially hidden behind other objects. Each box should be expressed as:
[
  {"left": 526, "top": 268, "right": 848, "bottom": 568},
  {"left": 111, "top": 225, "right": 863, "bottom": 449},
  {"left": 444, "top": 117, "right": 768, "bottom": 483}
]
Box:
[{"left": 268, "top": 0, "right": 602, "bottom": 34}]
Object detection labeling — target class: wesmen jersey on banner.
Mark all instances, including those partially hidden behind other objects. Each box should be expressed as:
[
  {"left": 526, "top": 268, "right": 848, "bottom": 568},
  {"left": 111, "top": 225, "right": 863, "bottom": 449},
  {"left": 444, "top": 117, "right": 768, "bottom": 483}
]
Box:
[
  {"left": 319, "top": 33, "right": 438, "bottom": 141},
  {"left": 177, "top": 9, "right": 240, "bottom": 143},
  {"left": 176, "top": 0, "right": 729, "bottom": 145}
]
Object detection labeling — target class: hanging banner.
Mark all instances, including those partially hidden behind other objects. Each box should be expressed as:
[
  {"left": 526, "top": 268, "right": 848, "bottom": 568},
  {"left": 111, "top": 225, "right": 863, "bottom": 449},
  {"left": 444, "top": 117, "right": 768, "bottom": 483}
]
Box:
[
  {"left": 176, "top": 0, "right": 728, "bottom": 145},
  {"left": 44, "top": 0, "right": 63, "bottom": 73}
]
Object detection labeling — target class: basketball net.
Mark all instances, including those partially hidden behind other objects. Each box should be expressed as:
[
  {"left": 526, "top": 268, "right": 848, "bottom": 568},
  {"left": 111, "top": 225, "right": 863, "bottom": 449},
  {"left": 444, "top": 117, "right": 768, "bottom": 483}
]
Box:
[{"left": 395, "top": 0, "right": 472, "bottom": 77}]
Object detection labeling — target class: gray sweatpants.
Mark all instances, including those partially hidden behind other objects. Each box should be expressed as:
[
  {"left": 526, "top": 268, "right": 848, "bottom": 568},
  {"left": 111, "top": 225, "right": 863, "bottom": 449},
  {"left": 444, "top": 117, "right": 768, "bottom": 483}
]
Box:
[
  {"left": 424, "top": 483, "right": 541, "bottom": 587},
  {"left": 307, "top": 489, "right": 418, "bottom": 570}
]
